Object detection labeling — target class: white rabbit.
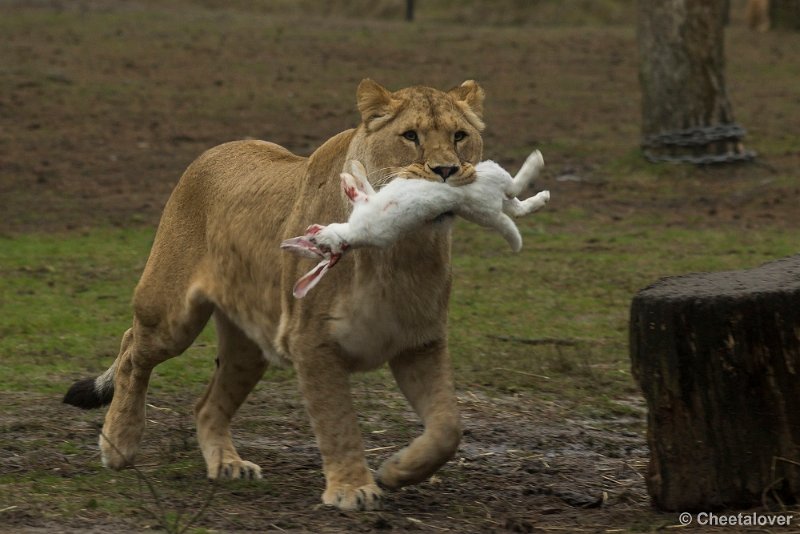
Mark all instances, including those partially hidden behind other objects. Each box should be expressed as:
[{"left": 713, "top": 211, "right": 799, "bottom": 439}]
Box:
[{"left": 282, "top": 150, "right": 550, "bottom": 298}]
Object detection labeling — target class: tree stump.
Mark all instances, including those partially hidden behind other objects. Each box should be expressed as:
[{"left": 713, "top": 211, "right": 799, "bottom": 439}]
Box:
[{"left": 630, "top": 255, "right": 800, "bottom": 511}]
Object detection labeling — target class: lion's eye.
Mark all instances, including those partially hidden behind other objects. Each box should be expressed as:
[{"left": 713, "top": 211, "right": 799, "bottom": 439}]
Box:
[
  {"left": 454, "top": 131, "right": 467, "bottom": 142},
  {"left": 402, "top": 130, "right": 418, "bottom": 143}
]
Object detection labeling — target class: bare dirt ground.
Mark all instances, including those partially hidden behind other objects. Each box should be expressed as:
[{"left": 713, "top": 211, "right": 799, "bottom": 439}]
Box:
[
  {"left": 1, "top": 2, "right": 798, "bottom": 235},
  {"left": 1, "top": 386, "right": 652, "bottom": 533},
  {"left": 2, "top": 1, "right": 799, "bottom": 533}
]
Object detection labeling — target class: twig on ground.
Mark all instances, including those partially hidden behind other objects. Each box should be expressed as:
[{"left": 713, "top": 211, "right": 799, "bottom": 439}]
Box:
[
  {"left": 623, "top": 460, "right": 646, "bottom": 480},
  {"left": 177, "top": 481, "right": 217, "bottom": 534},
  {"left": 101, "top": 431, "right": 216, "bottom": 534},
  {"left": 487, "top": 334, "right": 581, "bottom": 347},
  {"left": 491, "top": 367, "right": 551, "bottom": 380},
  {"left": 365, "top": 445, "right": 398, "bottom": 453}
]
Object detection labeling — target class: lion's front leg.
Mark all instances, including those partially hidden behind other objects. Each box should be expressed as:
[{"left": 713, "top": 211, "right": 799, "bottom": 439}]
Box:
[
  {"left": 378, "top": 339, "right": 461, "bottom": 489},
  {"left": 294, "top": 350, "right": 383, "bottom": 511}
]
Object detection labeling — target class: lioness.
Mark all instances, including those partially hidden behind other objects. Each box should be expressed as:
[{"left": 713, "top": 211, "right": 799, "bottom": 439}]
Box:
[{"left": 64, "top": 79, "right": 486, "bottom": 510}]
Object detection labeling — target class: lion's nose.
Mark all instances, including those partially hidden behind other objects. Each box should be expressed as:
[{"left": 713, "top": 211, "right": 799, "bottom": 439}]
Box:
[{"left": 432, "top": 165, "right": 460, "bottom": 181}]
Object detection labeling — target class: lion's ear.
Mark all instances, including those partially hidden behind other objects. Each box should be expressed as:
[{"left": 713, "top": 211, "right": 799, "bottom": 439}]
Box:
[
  {"left": 357, "top": 79, "right": 396, "bottom": 130},
  {"left": 449, "top": 80, "right": 485, "bottom": 131}
]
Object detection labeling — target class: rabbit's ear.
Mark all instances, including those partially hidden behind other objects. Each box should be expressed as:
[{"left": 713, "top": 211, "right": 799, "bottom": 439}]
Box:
[
  {"left": 280, "top": 236, "right": 325, "bottom": 259},
  {"left": 347, "top": 160, "right": 368, "bottom": 180},
  {"left": 340, "top": 172, "right": 372, "bottom": 204},
  {"left": 346, "top": 160, "right": 376, "bottom": 194},
  {"left": 292, "top": 258, "right": 332, "bottom": 298}
]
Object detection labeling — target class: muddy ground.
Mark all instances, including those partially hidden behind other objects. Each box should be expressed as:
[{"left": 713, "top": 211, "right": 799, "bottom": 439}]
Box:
[
  {"left": 1, "top": 386, "right": 653, "bottom": 533},
  {"left": 2, "top": 1, "right": 799, "bottom": 533}
]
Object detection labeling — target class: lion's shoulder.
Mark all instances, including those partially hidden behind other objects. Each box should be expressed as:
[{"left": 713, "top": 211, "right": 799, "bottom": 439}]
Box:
[{"left": 304, "top": 129, "right": 357, "bottom": 188}]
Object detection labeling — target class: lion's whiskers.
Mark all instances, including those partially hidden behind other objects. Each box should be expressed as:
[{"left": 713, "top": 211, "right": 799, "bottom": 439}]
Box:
[{"left": 370, "top": 167, "right": 408, "bottom": 189}]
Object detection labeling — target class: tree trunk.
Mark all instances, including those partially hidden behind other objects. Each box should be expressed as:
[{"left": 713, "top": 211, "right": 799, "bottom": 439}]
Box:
[
  {"left": 630, "top": 255, "right": 800, "bottom": 511},
  {"left": 638, "top": 0, "right": 753, "bottom": 163},
  {"left": 771, "top": 0, "right": 800, "bottom": 30}
]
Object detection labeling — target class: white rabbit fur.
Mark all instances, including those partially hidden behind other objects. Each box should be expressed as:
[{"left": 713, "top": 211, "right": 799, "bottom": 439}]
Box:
[{"left": 281, "top": 150, "right": 550, "bottom": 298}]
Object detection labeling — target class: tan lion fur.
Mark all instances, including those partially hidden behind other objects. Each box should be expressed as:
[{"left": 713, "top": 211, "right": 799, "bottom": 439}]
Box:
[{"left": 96, "top": 79, "right": 486, "bottom": 510}]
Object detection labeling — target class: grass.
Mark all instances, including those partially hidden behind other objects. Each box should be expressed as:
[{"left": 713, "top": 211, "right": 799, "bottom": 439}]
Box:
[
  {"left": 0, "top": 228, "right": 219, "bottom": 395},
  {"left": 1, "top": 202, "right": 794, "bottom": 411},
  {"left": 0, "top": 451, "right": 217, "bottom": 532},
  {"left": 449, "top": 211, "right": 796, "bottom": 406}
]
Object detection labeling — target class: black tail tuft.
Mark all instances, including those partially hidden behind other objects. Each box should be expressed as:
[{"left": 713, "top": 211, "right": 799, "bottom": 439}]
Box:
[{"left": 63, "top": 377, "right": 114, "bottom": 409}]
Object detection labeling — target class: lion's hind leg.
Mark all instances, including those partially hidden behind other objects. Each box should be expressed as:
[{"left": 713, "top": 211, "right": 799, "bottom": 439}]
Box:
[
  {"left": 195, "top": 311, "right": 267, "bottom": 480},
  {"left": 100, "top": 284, "right": 213, "bottom": 470}
]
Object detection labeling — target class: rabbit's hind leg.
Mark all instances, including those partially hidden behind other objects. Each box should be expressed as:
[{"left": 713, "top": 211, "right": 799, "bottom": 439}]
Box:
[
  {"left": 503, "top": 190, "right": 550, "bottom": 218},
  {"left": 506, "top": 150, "right": 544, "bottom": 197}
]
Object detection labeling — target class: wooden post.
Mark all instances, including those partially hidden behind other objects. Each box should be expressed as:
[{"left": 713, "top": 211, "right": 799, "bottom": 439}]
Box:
[
  {"left": 630, "top": 255, "right": 800, "bottom": 510},
  {"left": 406, "top": 0, "right": 415, "bottom": 22}
]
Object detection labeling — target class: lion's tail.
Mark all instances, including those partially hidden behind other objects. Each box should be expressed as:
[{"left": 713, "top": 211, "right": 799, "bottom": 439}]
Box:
[{"left": 63, "top": 361, "right": 116, "bottom": 409}]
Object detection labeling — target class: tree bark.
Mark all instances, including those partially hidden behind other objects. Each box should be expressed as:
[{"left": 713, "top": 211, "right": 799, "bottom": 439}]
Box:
[
  {"left": 771, "top": 0, "right": 800, "bottom": 30},
  {"left": 638, "top": 0, "right": 751, "bottom": 163},
  {"left": 630, "top": 255, "right": 800, "bottom": 511}
]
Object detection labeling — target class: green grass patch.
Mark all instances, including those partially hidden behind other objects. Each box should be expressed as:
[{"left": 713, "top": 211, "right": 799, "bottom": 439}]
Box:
[
  {"left": 1, "top": 210, "right": 795, "bottom": 415},
  {"left": 0, "top": 228, "right": 219, "bottom": 396},
  {"left": 447, "top": 212, "right": 797, "bottom": 409}
]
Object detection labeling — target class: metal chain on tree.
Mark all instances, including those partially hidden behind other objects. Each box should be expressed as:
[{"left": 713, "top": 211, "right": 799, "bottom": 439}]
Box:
[{"left": 642, "top": 123, "right": 757, "bottom": 165}]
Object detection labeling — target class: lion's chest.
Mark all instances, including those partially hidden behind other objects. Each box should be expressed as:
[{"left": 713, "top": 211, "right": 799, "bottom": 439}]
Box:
[{"left": 330, "top": 279, "right": 445, "bottom": 370}]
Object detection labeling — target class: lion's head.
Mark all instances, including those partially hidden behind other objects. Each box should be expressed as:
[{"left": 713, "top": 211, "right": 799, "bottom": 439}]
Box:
[{"left": 347, "top": 79, "right": 485, "bottom": 188}]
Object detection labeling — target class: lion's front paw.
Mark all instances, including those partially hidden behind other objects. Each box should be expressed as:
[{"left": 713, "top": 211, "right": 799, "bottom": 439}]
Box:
[
  {"left": 208, "top": 459, "right": 262, "bottom": 481},
  {"left": 323, "top": 483, "right": 384, "bottom": 511}
]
